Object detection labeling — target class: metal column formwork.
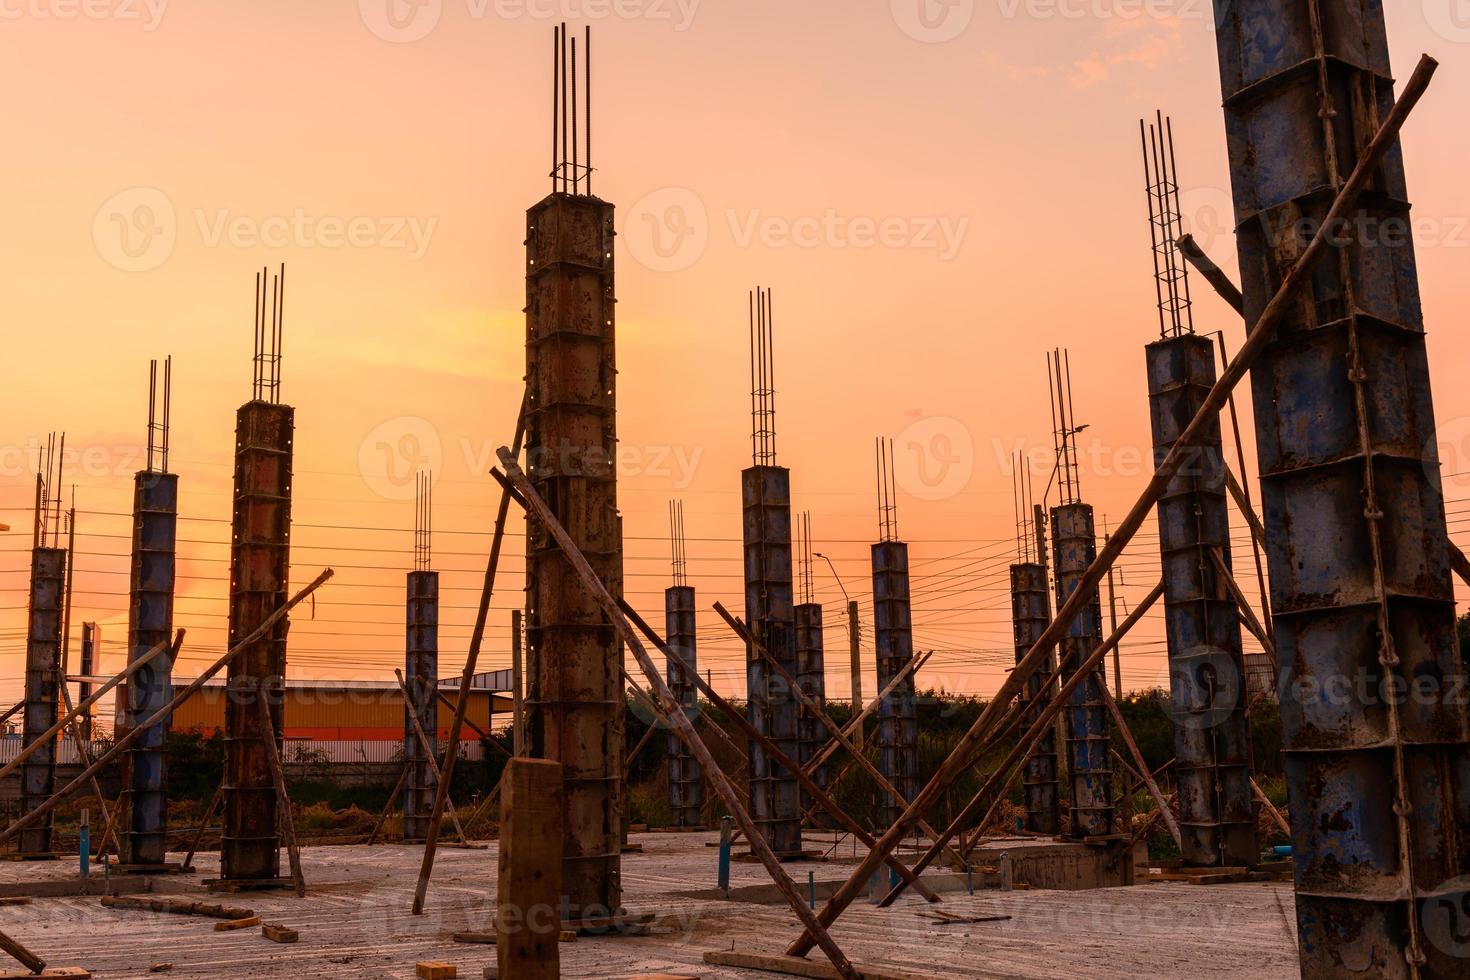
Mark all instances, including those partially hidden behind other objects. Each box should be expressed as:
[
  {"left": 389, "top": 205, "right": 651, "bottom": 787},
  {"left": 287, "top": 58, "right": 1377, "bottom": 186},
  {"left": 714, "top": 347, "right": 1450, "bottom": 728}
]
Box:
[
  {"left": 524, "top": 187, "right": 623, "bottom": 917},
  {"left": 1212, "top": 3, "right": 1470, "bottom": 974},
  {"left": 741, "top": 464, "right": 802, "bottom": 856},
  {"left": 794, "top": 601, "right": 827, "bottom": 794},
  {"left": 1050, "top": 503, "right": 1114, "bottom": 839},
  {"left": 123, "top": 469, "right": 179, "bottom": 868},
  {"left": 222, "top": 399, "right": 294, "bottom": 883},
  {"left": 404, "top": 569, "right": 439, "bottom": 842},
  {"left": 1009, "top": 561, "right": 1059, "bottom": 835},
  {"left": 20, "top": 547, "right": 65, "bottom": 857},
  {"left": 664, "top": 584, "right": 701, "bottom": 828},
  {"left": 1146, "top": 335, "right": 1255, "bottom": 868},
  {"left": 871, "top": 541, "right": 918, "bottom": 830}
]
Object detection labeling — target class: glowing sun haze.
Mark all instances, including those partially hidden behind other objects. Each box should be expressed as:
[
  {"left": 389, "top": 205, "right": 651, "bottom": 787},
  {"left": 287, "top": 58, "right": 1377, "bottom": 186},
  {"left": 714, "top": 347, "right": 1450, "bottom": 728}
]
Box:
[{"left": 2, "top": 0, "right": 1468, "bottom": 713}]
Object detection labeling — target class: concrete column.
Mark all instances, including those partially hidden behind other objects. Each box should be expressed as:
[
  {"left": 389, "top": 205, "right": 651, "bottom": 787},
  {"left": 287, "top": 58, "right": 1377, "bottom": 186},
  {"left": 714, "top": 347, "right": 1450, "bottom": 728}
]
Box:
[
  {"left": 1009, "top": 562, "right": 1059, "bottom": 835},
  {"left": 871, "top": 541, "right": 918, "bottom": 829},
  {"left": 403, "top": 569, "right": 439, "bottom": 842},
  {"left": 20, "top": 547, "right": 65, "bottom": 857},
  {"left": 664, "top": 585, "right": 701, "bottom": 828}
]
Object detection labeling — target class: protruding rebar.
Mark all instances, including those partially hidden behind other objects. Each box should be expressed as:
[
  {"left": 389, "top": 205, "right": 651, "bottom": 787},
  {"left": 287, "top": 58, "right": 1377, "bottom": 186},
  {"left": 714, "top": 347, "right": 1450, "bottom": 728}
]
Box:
[
  {"left": 1141, "top": 111, "right": 1194, "bottom": 339},
  {"left": 749, "top": 288, "right": 778, "bottom": 467}
]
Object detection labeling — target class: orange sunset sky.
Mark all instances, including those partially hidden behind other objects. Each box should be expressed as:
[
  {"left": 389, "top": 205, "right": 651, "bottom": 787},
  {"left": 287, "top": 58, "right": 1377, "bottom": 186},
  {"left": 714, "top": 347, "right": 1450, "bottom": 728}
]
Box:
[{"left": 3, "top": 0, "right": 1469, "bottom": 722}]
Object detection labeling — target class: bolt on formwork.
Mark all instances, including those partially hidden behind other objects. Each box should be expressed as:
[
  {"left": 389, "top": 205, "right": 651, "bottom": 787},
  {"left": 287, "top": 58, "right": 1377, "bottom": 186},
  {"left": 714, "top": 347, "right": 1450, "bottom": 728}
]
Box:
[
  {"left": 523, "top": 22, "right": 624, "bottom": 919},
  {"left": 122, "top": 357, "right": 180, "bottom": 870},
  {"left": 222, "top": 266, "right": 295, "bottom": 885},
  {"left": 741, "top": 286, "right": 802, "bottom": 857},
  {"left": 1045, "top": 350, "right": 1114, "bottom": 839},
  {"left": 404, "top": 473, "right": 439, "bottom": 843},
  {"left": 1139, "top": 114, "right": 1256, "bottom": 869},
  {"left": 794, "top": 512, "right": 827, "bottom": 800},
  {"left": 1010, "top": 459, "right": 1059, "bottom": 835},
  {"left": 664, "top": 500, "right": 701, "bottom": 828},
  {"left": 1211, "top": 5, "right": 1470, "bottom": 973},
  {"left": 871, "top": 439, "right": 918, "bottom": 831},
  {"left": 21, "top": 437, "right": 67, "bottom": 858}
]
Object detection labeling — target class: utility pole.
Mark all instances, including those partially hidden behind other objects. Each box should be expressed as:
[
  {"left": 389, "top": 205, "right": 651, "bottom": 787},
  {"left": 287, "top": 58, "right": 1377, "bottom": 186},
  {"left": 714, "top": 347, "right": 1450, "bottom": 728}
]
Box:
[{"left": 847, "top": 600, "right": 862, "bottom": 751}]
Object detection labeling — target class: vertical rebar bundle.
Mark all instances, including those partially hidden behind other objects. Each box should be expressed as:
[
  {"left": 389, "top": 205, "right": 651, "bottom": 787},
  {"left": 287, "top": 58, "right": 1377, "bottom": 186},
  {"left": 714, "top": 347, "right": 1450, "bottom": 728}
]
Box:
[
  {"left": 1141, "top": 111, "right": 1195, "bottom": 339},
  {"left": 871, "top": 440, "right": 917, "bottom": 829},
  {"left": 223, "top": 275, "right": 295, "bottom": 883},
  {"left": 525, "top": 32, "right": 622, "bottom": 909},
  {"left": 793, "top": 512, "right": 827, "bottom": 797},
  {"left": 1211, "top": 4, "right": 1470, "bottom": 973},
  {"left": 124, "top": 360, "right": 179, "bottom": 868},
  {"left": 741, "top": 286, "right": 802, "bottom": 856},
  {"left": 1010, "top": 457, "right": 1059, "bottom": 834},
  {"left": 404, "top": 474, "right": 439, "bottom": 842},
  {"left": 550, "top": 22, "right": 593, "bottom": 196}
]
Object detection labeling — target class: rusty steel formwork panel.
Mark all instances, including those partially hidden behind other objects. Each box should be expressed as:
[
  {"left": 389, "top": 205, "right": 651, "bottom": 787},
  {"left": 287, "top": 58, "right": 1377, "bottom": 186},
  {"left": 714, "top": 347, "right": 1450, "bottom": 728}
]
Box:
[
  {"left": 664, "top": 585, "right": 702, "bottom": 828},
  {"left": 871, "top": 541, "right": 918, "bottom": 829},
  {"left": 1146, "top": 335, "right": 1256, "bottom": 868},
  {"left": 1050, "top": 503, "right": 1114, "bottom": 839},
  {"left": 123, "top": 470, "right": 179, "bottom": 868},
  {"left": 794, "top": 601, "right": 828, "bottom": 798},
  {"left": 1010, "top": 562, "right": 1060, "bottom": 835},
  {"left": 1212, "top": 4, "right": 1470, "bottom": 975},
  {"left": 524, "top": 191, "right": 623, "bottom": 918},
  {"left": 403, "top": 570, "right": 439, "bottom": 842},
  {"left": 20, "top": 547, "right": 65, "bottom": 857},
  {"left": 222, "top": 400, "right": 294, "bottom": 883},
  {"left": 741, "top": 465, "right": 802, "bottom": 856}
]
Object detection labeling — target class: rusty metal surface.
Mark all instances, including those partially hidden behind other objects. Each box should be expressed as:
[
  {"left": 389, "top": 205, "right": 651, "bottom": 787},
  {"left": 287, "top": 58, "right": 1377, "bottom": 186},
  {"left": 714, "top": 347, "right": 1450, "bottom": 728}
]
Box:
[
  {"left": 794, "top": 601, "right": 827, "bottom": 799},
  {"left": 524, "top": 191, "right": 623, "bottom": 917},
  {"left": 124, "top": 470, "right": 179, "bottom": 867},
  {"left": 664, "top": 585, "right": 702, "bottom": 828},
  {"left": 403, "top": 570, "right": 439, "bottom": 842},
  {"left": 1145, "top": 335, "right": 1256, "bottom": 868},
  {"left": 871, "top": 541, "right": 918, "bottom": 830},
  {"left": 223, "top": 400, "right": 294, "bottom": 882},
  {"left": 1213, "top": 2, "right": 1470, "bottom": 974},
  {"left": 741, "top": 464, "right": 802, "bottom": 857},
  {"left": 1010, "top": 562, "right": 1059, "bottom": 835},
  {"left": 1050, "top": 503, "right": 1114, "bottom": 839},
  {"left": 20, "top": 546, "right": 65, "bottom": 856}
]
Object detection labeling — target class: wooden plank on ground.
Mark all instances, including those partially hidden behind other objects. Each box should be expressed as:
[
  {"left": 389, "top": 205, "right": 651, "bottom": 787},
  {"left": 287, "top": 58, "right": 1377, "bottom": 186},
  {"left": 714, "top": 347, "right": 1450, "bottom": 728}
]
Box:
[
  {"left": 702, "top": 951, "right": 938, "bottom": 980},
  {"left": 417, "top": 963, "right": 458, "bottom": 979},
  {"left": 213, "top": 917, "right": 261, "bottom": 932},
  {"left": 0, "top": 971, "right": 90, "bottom": 979},
  {"left": 261, "top": 924, "right": 299, "bottom": 944}
]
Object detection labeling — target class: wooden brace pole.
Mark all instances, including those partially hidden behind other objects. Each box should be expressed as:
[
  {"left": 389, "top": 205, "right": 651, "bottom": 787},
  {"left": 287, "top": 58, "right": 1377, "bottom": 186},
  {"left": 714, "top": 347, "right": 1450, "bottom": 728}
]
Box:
[
  {"left": 495, "top": 455, "right": 860, "bottom": 978},
  {"left": 255, "top": 694, "right": 306, "bottom": 897}
]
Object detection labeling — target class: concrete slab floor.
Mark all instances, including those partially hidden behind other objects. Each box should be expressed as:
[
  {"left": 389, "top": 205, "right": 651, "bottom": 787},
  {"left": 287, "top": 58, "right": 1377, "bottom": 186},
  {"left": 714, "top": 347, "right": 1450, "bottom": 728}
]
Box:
[{"left": 0, "top": 832, "right": 1299, "bottom": 979}]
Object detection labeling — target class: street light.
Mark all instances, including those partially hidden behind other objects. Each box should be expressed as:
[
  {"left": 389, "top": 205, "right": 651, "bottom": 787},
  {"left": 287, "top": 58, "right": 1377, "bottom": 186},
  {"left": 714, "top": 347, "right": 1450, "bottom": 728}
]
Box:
[{"left": 812, "top": 552, "right": 849, "bottom": 604}]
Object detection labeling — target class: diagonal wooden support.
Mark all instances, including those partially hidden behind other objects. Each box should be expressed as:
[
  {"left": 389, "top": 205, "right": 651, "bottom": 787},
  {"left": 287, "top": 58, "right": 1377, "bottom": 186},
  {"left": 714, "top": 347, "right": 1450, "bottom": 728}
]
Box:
[
  {"left": 395, "top": 670, "right": 467, "bottom": 843},
  {"left": 622, "top": 668, "right": 746, "bottom": 768},
  {"left": 56, "top": 685, "right": 122, "bottom": 859},
  {"left": 255, "top": 694, "right": 306, "bottom": 897},
  {"left": 878, "top": 581, "right": 1165, "bottom": 907},
  {"left": 0, "top": 929, "right": 45, "bottom": 975},
  {"left": 618, "top": 598, "right": 941, "bottom": 904},
  {"left": 1099, "top": 685, "right": 1181, "bottom": 851},
  {"left": 184, "top": 781, "right": 226, "bottom": 867},
  {"left": 494, "top": 455, "right": 859, "bottom": 978},
  {"left": 412, "top": 394, "right": 525, "bottom": 917},
  {"left": 1252, "top": 778, "right": 1291, "bottom": 838},
  {"left": 803, "top": 651, "right": 934, "bottom": 779},
  {"left": 0, "top": 568, "right": 333, "bottom": 849},
  {"left": 714, "top": 602, "right": 970, "bottom": 873},
  {"left": 0, "top": 634, "right": 179, "bottom": 784},
  {"left": 790, "top": 56, "right": 1438, "bottom": 951},
  {"left": 433, "top": 690, "right": 500, "bottom": 750},
  {"left": 1209, "top": 547, "right": 1275, "bottom": 658}
]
